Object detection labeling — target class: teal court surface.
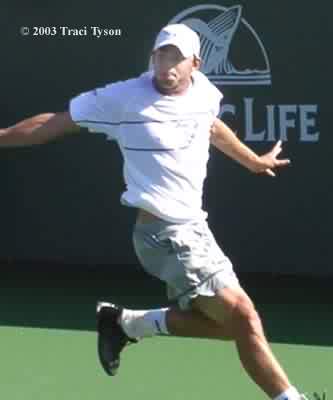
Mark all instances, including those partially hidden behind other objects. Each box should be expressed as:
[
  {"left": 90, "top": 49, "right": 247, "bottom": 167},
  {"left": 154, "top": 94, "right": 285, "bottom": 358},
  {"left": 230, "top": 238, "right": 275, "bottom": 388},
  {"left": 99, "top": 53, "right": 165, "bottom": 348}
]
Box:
[{"left": 1, "top": 264, "right": 332, "bottom": 400}]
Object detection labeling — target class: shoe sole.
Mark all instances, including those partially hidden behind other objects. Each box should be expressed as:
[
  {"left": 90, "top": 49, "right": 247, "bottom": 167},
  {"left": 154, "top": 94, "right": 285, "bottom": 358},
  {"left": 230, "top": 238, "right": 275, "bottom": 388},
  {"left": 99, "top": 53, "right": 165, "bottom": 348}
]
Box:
[{"left": 97, "top": 301, "right": 122, "bottom": 376}]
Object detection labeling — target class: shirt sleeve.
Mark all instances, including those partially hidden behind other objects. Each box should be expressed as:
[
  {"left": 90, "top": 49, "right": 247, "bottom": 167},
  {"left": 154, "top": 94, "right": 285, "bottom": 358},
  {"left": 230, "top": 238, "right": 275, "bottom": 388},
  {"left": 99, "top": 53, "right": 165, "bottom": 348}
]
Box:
[
  {"left": 193, "top": 71, "right": 223, "bottom": 117},
  {"left": 69, "top": 80, "right": 127, "bottom": 141},
  {"left": 211, "top": 85, "right": 223, "bottom": 117}
]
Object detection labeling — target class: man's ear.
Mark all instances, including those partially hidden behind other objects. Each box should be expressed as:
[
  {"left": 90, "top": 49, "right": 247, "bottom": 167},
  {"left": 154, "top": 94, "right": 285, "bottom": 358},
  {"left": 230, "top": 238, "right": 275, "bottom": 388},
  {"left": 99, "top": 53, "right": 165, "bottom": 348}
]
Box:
[
  {"left": 148, "top": 52, "right": 155, "bottom": 71},
  {"left": 193, "top": 57, "right": 201, "bottom": 71},
  {"left": 151, "top": 52, "right": 156, "bottom": 64}
]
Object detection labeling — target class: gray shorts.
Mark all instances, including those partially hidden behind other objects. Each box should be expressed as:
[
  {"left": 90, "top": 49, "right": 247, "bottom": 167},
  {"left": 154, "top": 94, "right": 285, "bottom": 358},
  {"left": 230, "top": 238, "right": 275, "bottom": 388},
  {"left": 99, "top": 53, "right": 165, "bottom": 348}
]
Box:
[{"left": 132, "top": 218, "right": 239, "bottom": 310}]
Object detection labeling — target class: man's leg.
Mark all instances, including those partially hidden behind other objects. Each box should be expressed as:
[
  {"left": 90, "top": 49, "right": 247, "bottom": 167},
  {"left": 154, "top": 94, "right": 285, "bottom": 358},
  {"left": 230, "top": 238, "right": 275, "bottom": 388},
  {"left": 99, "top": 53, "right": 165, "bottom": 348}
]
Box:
[
  {"left": 189, "top": 286, "right": 292, "bottom": 399},
  {"left": 119, "top": 286, "right": 298, "bottom": 400},
  {"left": 165, "top": 306, "right": 233, "bottom": 340},
  {"left": 103, "top": 218, "right": 305, "bottom": 398}
]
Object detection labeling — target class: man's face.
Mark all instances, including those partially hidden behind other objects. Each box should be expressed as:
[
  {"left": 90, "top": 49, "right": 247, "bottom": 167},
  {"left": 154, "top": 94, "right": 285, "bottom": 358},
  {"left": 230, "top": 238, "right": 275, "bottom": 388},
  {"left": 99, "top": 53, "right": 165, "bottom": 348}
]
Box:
[{"left": 152, "top": 45, "right": 199, "bottom": 94}]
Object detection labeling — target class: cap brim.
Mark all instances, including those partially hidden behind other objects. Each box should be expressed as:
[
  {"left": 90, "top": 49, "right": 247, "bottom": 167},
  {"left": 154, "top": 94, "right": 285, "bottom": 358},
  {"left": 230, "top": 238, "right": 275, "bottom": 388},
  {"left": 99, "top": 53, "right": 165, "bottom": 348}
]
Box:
[{"left": 153, "top": 39, "right": 192, "bottom": 58}]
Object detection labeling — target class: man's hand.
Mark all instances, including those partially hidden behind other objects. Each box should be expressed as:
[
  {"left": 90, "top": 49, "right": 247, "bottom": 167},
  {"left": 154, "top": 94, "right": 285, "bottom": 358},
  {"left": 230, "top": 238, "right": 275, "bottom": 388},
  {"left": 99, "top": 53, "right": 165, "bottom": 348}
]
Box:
[
  {"left": 255, "top": 140, "right": 291, "bottom": 177},
  {"left": 210, "top": 119, "right": 291, "bottom": 177}
]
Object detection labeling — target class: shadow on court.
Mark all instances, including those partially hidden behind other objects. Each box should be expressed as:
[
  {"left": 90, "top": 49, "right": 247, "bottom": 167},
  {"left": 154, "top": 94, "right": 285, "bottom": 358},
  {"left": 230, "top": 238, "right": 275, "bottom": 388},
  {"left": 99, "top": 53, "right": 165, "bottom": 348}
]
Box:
[{"left": 0, "top": 262, "right": 332, "bottom": 347}]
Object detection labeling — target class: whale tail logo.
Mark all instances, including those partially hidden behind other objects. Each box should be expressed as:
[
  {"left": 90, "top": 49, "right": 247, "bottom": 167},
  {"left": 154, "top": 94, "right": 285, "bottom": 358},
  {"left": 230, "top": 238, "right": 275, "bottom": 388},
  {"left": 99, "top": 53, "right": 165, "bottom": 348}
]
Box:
[{"left": 170, "top": 4, "right": 272, "bottom": 86}]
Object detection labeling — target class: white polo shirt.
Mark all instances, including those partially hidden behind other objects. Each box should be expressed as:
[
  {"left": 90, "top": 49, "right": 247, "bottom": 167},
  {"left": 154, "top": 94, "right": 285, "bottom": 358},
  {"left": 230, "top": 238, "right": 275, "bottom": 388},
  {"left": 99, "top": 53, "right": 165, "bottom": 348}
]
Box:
[{"left": 69, "top": 70, "right": 222, "bottom": 223}]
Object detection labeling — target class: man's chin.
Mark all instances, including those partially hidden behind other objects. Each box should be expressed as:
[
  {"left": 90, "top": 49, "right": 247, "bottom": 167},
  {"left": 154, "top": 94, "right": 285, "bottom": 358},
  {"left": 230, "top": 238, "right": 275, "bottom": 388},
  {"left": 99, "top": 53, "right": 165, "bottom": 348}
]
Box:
[
  {"left": 154, "top": 78, "right": 179, "bottom": 94},
  {"left": 159, "top": 79, "right": 177, "bottom": 89}
]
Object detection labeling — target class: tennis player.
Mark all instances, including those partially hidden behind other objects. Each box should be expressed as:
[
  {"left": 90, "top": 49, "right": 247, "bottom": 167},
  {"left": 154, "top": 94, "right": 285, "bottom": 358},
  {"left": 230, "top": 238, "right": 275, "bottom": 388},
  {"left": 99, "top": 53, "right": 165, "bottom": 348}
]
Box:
[{"left": 0, "top": 23, "right": 323, "bottom": 400}]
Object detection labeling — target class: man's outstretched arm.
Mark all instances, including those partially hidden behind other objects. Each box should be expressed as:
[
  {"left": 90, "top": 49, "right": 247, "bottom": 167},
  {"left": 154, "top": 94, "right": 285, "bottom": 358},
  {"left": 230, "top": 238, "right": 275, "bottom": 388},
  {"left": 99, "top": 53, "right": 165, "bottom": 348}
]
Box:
[
  {"left": 210, "top": 118, "right": 290, "bottom": 177},
  {"left": 0, "top": 111, "right": 80, "bottom": 147}
]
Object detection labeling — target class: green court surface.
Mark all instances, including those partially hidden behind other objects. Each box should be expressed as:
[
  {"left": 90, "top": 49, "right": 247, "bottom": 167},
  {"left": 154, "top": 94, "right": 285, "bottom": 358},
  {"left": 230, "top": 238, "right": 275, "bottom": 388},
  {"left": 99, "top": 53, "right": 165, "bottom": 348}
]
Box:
[{"left": 1, "top": 265, "right": 332, "bottom": 400}]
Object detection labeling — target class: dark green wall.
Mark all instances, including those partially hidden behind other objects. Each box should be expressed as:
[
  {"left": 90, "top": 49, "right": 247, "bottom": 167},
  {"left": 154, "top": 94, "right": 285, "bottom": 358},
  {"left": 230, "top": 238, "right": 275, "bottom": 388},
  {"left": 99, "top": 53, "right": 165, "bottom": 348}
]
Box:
[{"left": 0, "top": 1, "right": 331, "bottom": 275}]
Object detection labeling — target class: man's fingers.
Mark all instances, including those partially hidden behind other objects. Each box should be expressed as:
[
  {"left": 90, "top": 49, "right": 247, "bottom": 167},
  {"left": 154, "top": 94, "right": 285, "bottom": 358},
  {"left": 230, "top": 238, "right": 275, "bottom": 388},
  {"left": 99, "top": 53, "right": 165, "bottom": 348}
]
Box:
[
  {"left": 260, "top": 142, "right": 290, "bottom": 174},
  {"left": 271, "top": 140, "right": 282, "bottom": 149},
  {"left": 275, "top": 158, "right": 291, "bottom": 167},
  {"left": 261, "top": 158, "right": 290, "bottom": 176},
  {"left": 265, "top": 168, "right": 276, "bottom": 177},
  {"left": 271, "top": 142, "right": 282, "bottom": 157}
]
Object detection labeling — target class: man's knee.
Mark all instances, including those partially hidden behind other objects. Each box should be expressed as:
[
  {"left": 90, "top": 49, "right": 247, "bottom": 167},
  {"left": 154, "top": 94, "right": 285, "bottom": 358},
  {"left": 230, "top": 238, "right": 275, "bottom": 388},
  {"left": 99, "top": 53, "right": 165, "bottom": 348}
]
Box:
[
  {"left": 231, "top": 293, "right": 263, "bottom": 337},
  {"left": 191, "top": 286, "right": 263, "bottom": 338},
  {"left": 191, "top": 286, "right": 242, "bottom": 325}
]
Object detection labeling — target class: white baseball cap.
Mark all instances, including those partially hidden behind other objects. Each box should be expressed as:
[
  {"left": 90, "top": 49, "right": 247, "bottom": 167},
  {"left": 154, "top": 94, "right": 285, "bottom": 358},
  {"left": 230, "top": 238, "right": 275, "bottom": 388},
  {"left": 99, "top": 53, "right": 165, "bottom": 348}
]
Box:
[{"left": 153, "top": 24, "right": 200, "bottom": 59}]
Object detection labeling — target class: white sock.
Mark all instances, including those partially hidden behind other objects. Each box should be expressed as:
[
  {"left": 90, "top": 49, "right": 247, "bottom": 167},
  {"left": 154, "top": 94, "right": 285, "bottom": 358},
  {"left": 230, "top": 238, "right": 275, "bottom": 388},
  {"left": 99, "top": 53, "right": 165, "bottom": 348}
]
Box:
[
  {"left": 273, "top": 386, "right": 301, "bottom": 400},
  {"left": 119, "top": 308, "right": 169, "bottom": 339}
]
